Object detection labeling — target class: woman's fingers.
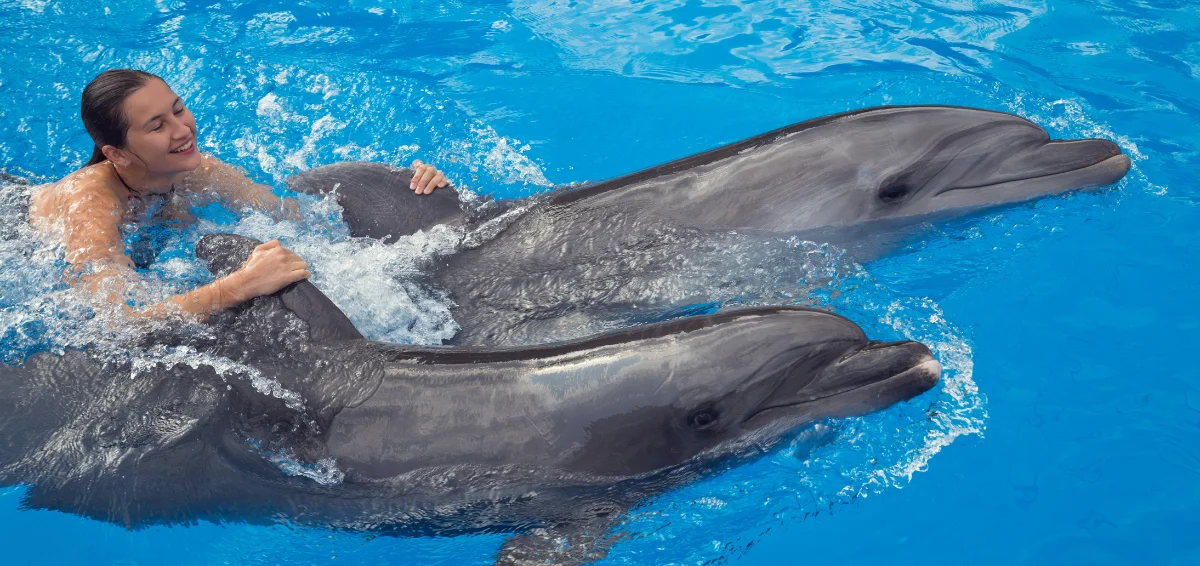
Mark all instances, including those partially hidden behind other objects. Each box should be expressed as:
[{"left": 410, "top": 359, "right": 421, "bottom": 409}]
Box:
[
  {"left": 425, "top": 171, "right": 446, "bottom": 194},
  {"left": 410, "top": 160, "right": 426, "bottom": 191},
  {"left": 230, "top": 241, "right": 314, "bottom": 299},
  {"left": 416, "top": 166, "right": 437, "bottom": 194},
  {"left": 409, "top": 160, "right": 450, "bottom": 194},
  {"left": 412, "top": 167, "right": 425, "bottom": 192}
]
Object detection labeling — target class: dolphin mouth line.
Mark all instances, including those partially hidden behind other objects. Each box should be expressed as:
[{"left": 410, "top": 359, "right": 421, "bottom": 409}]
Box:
[
  {"left": 932, "top": 154, "right": 1129, "bottom": 200},
  {"left": 743, "top": 358, "right": 942, "bottom": 426}
]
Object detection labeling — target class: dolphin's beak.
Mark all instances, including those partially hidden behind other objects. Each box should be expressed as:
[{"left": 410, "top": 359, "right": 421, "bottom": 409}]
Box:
[
  {"left": 931, "top": 137, "right": 1131, "bottom": 209},
  {"left": 743, "top": 341, "right": 940, "bottom": 430}
]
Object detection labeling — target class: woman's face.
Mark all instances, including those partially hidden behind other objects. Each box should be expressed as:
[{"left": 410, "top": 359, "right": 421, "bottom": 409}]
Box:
[{"left": 117, "top": 78, "right": 201, "bottom": 174}]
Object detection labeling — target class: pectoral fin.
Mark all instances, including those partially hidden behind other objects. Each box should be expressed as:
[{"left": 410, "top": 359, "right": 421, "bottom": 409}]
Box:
[{"left": 494, "top": 503, "right": 629, "bottom": 566}]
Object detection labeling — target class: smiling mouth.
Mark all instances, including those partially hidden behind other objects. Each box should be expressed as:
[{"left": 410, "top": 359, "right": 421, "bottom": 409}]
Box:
[{"left": 170, "top": 140, "right": 195, "bottom": 154}]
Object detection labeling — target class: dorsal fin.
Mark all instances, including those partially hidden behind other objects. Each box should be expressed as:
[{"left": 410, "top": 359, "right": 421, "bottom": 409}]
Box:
[
  {"left": 286, "top": 162, "right": 466, "bottom": 240},
  {"left": 195, "top": 234, "right": 363, "bottom": 342}
]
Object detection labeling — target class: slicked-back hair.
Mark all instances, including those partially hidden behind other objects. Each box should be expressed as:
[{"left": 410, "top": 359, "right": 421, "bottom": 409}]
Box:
[{"left": 80, "top": 69, "right": 163, "bottom": 167}]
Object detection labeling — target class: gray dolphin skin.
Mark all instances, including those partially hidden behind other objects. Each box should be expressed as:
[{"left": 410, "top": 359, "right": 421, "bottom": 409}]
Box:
[
  {"left": 0, "top": 235, "right": 939, "bottom": 564},
  {"left": 288, "top": 105, "right": 1131, "bottom": 346}
]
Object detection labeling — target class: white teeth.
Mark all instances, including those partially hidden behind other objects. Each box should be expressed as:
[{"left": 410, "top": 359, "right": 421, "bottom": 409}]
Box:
[{"left": 171, "top": 140, "right": 193, "bottom": 153}]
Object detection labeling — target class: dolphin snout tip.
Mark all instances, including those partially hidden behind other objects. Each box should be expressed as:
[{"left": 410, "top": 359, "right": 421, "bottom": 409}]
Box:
[
  {"left": 1113, "top": 153, "right": 1132, "bottom": 175},
  {"left": 1091, "top": 139, "right": 1130, "bottom": 176},
  {"left": 910, "top": 358, "right": 942, "bottom": 392},
  {"left": 857, "top": 340, "right": 941, "bottom": 395},
  {"left": 890, "top": 341, "right": 941, "bottom": 394},
  {"left": 1097, "top": 138, "right": 1122, "bottom": 158},
  {"left": 1091, "top": 150, "right": 1131, "bottom": 187}
]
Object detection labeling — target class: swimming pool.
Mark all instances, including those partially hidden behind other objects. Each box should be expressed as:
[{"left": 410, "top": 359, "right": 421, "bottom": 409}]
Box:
[{"left": 1, "top": 0, "right": 1196, "bottom": 563}]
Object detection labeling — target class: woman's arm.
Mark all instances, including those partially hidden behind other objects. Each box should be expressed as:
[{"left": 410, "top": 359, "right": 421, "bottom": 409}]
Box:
[
  {"left": 60, "top": 184, "right": 308, "bottom": 319},
  {"left": 183, "top": 154, "right": 451, "bottom": 216},
  {"left": 182, "top": 153, "right": 301, "bottom": 220}
]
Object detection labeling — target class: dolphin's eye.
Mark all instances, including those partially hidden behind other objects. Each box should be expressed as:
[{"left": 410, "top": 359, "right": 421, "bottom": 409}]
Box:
[
  {"left": 689, "top": 410, "right": 718, "bottom": 430},
  {"left": 878, "top": 184, "right": 911, "bottom": 203}
]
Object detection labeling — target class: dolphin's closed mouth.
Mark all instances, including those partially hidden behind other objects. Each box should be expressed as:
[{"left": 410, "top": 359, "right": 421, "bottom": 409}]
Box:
[
  {"left": 934, "top": 139, "right": 1130, "bottom": 206},
  {"left": 743, "top": 353, "right": 941, "bottom": 429}
]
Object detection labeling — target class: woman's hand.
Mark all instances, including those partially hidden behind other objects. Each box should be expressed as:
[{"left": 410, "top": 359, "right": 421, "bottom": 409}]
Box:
[
  {"left": 221, "top": 240, "right": 310, "bottom": 303},
  {"left": 410, "top": 159, "right": 450, "bottom": 195}
]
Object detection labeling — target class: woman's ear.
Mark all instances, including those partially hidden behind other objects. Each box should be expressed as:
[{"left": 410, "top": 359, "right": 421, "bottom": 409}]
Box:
[{"left": 100, "top": 145, "right": 129, "bottom": 168}]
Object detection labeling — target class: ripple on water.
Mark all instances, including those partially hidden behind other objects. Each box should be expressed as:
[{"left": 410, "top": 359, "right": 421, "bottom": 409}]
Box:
[{"left": 509, "top": 0, "right": 1048, "bottom": 82}]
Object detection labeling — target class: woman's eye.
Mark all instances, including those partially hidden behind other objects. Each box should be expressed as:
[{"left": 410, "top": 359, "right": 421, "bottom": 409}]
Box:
[
  {"left": 151, "top": 124, "right": 163, "bottom": 132},
  {"left": 173, "top": 107, "right": 185, "bottom": 115}
]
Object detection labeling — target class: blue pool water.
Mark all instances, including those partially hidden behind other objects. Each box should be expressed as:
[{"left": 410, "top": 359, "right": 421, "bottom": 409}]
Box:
[{"left": 1, "top": 0, "right": 1197, "bottom": 564}]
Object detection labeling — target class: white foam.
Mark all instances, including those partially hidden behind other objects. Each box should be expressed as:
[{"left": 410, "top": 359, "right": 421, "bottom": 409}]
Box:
[
  {"left": 266, "top": 451, "right": 346, "bottom": 485},
  {"left": 208, "top": 196, "right": 463, "bottom": 345},
  {"left": 130, "top": 344, "right": 307, "bottom": 412}
]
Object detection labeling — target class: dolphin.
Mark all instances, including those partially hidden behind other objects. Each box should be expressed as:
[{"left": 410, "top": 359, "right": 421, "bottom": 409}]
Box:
[
  {"left": 0, "top": 233, "right": 939, "bottom": 564},
  {"left": 287, "top": 105, "right": 1131, "bottom": 347}
]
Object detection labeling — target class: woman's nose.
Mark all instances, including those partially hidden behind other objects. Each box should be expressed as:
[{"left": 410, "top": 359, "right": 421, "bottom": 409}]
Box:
[{"left": 167, "top": 116, "right": 191, "bottom": 139}]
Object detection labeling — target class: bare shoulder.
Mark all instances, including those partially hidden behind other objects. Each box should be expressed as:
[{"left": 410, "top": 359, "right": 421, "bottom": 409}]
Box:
[
  {"left": 29, "top": 164, "right": 122, "bottom": 229},
  {"left": 177, "top": 152, "right": 239, "bottom": 188}
]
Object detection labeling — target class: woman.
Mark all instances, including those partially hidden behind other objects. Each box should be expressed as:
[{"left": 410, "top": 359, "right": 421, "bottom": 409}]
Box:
[{"left": 28, "top": 69, "right": 450, "bottom": 320}]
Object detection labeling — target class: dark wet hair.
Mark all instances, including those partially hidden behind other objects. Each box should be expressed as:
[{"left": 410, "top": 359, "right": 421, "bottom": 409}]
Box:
[{"left": 80, "top": 69, "right": 164, "bottom": 167}]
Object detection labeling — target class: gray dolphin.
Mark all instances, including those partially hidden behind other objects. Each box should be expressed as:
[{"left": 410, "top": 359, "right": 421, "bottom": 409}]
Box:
[
  {"left": 288, "top": 105, "right": 1130, "bottom": 347},
  {"left": 0, "top": 234, "right": 939, "bottom": 564}
]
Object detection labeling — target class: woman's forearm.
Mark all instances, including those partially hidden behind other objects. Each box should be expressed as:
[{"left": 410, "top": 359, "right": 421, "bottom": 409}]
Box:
[
  {"left": 72, "top": 240, "right": 307, "bottom": 322},
  {"left": 155, "top": 272, "right": 249, "bottom": 318},
  {"left": 77, "top": 266, "right": 249, "bottom": 321},
  {"left": 229, "top": 188, "right": 301, "bottom": 222},
  {"left": 274, "top": 196, "right": 302, "bottom": 221}
]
